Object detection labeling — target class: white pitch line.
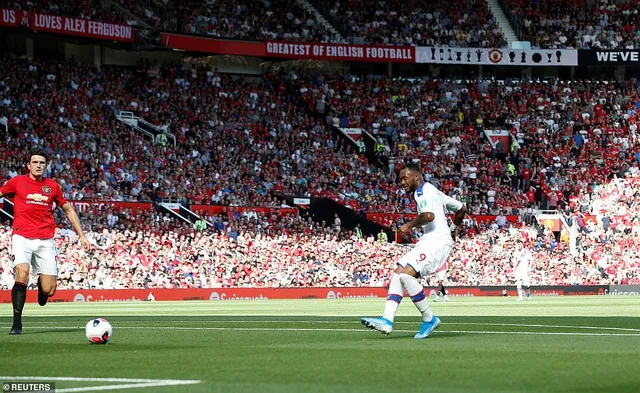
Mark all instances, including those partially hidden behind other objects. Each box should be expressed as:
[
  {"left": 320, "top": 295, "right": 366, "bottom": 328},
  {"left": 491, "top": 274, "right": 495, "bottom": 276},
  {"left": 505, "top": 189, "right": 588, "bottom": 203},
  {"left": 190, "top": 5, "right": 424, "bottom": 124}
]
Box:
[
  {"left": 3, "top": 325, "right": 640, "bottom": 337},
  {"left": 0, "top": 377, "right": 201, "bottom": 383},
  {"left": 0, "top": 376, "right": 201, "bottom": 393},
  {"left": 2, "top": 320, "right": 639, "bottom": 332},
  {"left": 55, "top": 381, "right": 200, "bottom": 393}
]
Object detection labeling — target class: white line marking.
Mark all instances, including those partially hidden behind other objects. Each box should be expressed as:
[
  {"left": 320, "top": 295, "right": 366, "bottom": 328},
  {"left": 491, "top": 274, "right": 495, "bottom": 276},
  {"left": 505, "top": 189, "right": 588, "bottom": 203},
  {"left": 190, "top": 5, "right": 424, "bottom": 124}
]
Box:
[
  {"left": 4, "top": 326, "right": 640, "bottom": 337},
  {"left": 0, "top": 376, "right": 201, "bottom": 392},
  {"left": 3, "top": 320, "right": 638, "bottom": 332},
  {"left": 55, "top": 381, "right": 199, "bottom": 393}
]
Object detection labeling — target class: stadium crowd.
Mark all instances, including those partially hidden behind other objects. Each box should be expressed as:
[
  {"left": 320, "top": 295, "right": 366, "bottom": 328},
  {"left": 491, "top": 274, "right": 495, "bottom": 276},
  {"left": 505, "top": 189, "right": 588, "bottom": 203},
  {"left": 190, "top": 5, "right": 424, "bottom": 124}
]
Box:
[
  {"left": 1, "top": 49, "right": 640, "bottom": 291},
  {"left": 5, "top": 0, "right": 131, "bottom": 25},
  {"left": 122, "top": 0, "right": 507, "bottom": 46},
  {"left": 2, "top": 54, "right": 640, "bottom": 219},
  {"left": 327, "top": 0, "right": 506, "bottom": 47},
  {"left": 4, "top": 0, "right": 508, "bottom": 46},
  {"left": 9, "top": 0, "right": 640, "bottom": 50},
  {"left": 317, "top": 76, "right": 640, "bottom": 216},
  {"left": 504, "top": 0, "right": 640, "bottom": 49},
  {"left": 1, "top": 169, "right": 638, "bottom": 290}
]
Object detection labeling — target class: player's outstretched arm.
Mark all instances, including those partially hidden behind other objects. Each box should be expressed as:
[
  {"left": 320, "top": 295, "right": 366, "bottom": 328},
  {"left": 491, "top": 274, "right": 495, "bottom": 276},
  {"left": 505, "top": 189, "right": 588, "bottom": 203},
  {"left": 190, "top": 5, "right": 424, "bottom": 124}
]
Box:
[{"left": 61, "top": 202, "right": 91, "bottom": 251}]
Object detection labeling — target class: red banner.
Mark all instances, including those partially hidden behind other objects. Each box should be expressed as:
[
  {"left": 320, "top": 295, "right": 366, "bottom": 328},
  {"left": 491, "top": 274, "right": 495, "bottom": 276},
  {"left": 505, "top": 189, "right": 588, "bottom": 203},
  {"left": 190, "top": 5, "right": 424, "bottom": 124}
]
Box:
[
  {"left": 0, "top": 8, "right": 134, "bottom": 42},
  {"left": 0, "top": 8, "right": 22, "bottom": 27},
  {"left": 160, "top": 33, "right": 264, "bottom": 56},
  {"left": 265, "top": 41, "right": 415, "bottom": 62}
]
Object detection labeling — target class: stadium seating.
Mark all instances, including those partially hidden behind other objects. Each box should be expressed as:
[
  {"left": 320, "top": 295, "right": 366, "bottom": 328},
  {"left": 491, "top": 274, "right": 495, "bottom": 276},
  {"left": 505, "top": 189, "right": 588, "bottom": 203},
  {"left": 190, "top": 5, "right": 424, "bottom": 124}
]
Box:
[
  {"left": 503, "top": 0, "right": 640, "bottom": 49},
  {"left": 5, "top": 0, "right": 508, "bottom": 46},
  {"left": 1, "top": 49, "right": 640, "bottom": 289},
  {"left": 327, "top": 0, "right": 507, "bottom": 47},
  {"left": 2, "top": 54, "right": 639, "bottom": 218},
  {"left": 319, "top": 77, "right": 640, "bottom": 215},
  {"left": 7, "top": 0, "right": 130, "bottom": 24},
  {"left": 2, "top": 171, "right": 638, "bottom": 290}
]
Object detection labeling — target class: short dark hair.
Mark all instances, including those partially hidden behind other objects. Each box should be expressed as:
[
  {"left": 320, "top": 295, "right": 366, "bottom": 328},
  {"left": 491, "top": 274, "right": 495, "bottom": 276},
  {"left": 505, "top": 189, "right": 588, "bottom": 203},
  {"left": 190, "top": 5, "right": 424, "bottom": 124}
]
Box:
[
  {"left": 400, "top": 163, "right": 421, "bottom": 174},
  {"left": 28, "top": 149, "right": 48, "bottom": 163}
]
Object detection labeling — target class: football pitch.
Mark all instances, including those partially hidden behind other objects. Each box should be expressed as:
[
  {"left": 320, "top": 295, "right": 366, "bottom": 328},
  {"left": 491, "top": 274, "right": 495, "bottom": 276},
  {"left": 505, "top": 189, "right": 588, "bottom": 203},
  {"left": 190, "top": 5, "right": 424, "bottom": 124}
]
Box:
[{"left": 1, "top": 296, "right": 639, "bottom": 393}]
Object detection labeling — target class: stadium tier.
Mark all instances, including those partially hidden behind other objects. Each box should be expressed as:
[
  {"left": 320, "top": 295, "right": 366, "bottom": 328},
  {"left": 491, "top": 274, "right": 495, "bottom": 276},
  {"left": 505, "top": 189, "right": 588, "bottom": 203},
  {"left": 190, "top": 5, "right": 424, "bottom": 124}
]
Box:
[
  {"left": 503, "top": 0, "right": 640, "bottom": 49},
  {"left": 326, "top": 0, "right": 506, "bottom": 47},
  {"left": 1, "top": 54, "right": 638, "bottom": 217}
]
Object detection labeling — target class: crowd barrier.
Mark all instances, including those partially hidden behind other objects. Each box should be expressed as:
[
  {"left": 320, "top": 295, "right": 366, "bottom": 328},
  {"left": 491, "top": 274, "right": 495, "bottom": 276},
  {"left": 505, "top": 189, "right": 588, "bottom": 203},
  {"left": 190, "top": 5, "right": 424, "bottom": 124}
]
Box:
[{"left": 1, "top": 285, "right": 630, "bottom": 303}]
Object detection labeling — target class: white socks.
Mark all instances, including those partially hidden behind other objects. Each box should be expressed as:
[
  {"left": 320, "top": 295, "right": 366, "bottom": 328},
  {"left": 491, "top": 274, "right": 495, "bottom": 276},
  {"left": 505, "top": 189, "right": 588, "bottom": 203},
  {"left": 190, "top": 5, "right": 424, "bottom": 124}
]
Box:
[
  {"left": 382, "top": 273, "right": 403, "bottom": 322},
  {"left": 399, "top": 273, "right": 433, "bottom": 322}
]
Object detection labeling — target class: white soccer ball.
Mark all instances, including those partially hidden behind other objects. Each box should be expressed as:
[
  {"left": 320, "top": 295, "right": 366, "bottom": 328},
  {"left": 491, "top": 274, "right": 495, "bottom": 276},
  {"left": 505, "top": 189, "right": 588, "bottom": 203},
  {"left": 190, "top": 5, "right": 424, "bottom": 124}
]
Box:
[{"left": 85, "top": 318, "right": 113, "bottom": 344}]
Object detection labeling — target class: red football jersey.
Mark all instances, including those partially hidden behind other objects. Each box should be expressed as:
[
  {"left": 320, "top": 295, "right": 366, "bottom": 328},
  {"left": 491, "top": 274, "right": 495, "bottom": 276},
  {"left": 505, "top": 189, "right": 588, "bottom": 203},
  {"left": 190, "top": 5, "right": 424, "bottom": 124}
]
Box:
[{"left": 0, "top": 175, "right": 68, "bottom": 239}]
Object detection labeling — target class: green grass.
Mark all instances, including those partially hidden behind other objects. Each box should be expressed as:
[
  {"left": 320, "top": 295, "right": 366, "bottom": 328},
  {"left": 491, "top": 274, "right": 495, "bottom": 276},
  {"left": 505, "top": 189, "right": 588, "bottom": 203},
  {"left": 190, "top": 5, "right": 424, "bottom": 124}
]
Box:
[{"left": 1, "top": 297, "right": 640, "bottom": 393}]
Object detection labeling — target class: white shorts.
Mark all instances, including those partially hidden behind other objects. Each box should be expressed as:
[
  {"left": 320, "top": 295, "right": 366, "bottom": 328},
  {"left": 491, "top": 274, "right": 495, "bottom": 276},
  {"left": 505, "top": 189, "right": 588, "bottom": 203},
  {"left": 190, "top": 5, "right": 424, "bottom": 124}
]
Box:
[
  {"left": 397, "top": 241, "right": 452, "bottom": 278},
  {"left": 515, "top": 274, "right": 530, "bottom": 287},
  {"left": 11, "top": 234, "right": 58, "bottom": 276}
]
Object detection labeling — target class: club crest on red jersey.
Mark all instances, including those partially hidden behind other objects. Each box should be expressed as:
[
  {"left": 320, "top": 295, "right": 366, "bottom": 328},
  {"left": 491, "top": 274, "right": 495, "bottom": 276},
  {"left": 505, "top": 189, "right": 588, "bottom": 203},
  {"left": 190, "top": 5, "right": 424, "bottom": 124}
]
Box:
[{"left": 42, "top": 186, "right": 51, "bottom": 195}]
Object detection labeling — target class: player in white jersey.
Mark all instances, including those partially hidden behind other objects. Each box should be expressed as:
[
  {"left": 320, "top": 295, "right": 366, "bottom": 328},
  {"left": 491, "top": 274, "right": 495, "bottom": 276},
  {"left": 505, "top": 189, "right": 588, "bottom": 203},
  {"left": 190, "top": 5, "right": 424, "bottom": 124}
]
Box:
[
  {"left": 513, "top": 239, "right": 532, "bottom": 301},
  {"left": 361, "top": 163, "right": 466, "bottom": 338}
]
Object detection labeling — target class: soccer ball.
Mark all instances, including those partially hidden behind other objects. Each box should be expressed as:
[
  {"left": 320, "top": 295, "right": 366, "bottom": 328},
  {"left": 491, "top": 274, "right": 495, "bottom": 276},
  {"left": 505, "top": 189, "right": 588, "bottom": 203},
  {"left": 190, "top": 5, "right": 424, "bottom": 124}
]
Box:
[{"left": 85, "top": 318, "right": 113, "bottom": 344}]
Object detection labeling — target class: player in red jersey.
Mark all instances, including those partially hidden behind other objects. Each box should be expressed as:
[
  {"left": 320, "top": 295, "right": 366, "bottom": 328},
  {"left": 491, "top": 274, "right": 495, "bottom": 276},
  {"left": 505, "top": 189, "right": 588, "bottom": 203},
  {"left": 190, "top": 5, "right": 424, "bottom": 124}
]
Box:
[{"left": 0, "top": 149, "right": 90, "bottom": 335}]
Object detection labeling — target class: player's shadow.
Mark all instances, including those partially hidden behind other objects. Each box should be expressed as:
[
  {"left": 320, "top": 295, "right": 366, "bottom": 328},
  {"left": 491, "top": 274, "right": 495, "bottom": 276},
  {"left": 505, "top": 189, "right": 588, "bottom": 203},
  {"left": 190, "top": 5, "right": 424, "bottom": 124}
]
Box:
[
  {"left": 365, "top": 332, "right": 465, "bottom": 340},
  {"left": 26, "top": 329, "right": 80, "bottom": 335}
]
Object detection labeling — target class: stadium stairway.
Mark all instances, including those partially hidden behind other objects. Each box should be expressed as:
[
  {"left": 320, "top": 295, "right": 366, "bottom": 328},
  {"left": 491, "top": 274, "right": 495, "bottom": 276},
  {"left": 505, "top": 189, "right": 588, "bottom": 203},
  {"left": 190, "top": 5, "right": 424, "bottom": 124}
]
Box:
[
  {"left": 297, "top": 0, "right": 344, "bottom": 42},
  {"left": 116, "top": 111, "right": 177, "bottom": 147},
  {"left": 487, "top": 0, "right": 519, "bottom": 46},
  {"left": 159, "top": 201, "right": 201, "bottom": 225},
  {"left": 281, "top": 195, "right": 395, "bottom": 241},
  {"left": 103, "top": 0, "right": 153, "bottom": 29},
  {"left": 0, "top": 198, "right": 14, "bottom": 222},
  {"left": 305, "top": 0, "right": 350, "bottom": 42}
]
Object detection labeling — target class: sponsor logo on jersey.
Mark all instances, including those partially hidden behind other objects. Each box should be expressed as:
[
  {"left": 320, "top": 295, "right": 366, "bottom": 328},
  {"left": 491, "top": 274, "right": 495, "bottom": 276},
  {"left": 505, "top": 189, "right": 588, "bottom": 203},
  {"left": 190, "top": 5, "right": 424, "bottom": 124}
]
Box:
[{"left": 26, "top": 193, "right": 49, "bottom": 202}]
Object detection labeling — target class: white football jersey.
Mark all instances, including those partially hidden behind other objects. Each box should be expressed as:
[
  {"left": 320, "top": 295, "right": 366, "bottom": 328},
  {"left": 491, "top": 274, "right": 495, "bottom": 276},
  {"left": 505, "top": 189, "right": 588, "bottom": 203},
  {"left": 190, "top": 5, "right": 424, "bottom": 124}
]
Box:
[
  {"left": 413, "top": 182, "right": 464, "bottom": 246},
  {"left": 514, "top": 248, "right": 532, "bottom": 275}
]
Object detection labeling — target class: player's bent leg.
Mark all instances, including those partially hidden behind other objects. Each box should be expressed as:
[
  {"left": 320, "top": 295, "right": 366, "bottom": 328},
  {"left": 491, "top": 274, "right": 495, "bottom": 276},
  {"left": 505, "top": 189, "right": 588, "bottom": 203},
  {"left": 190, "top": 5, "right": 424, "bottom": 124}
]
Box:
[
  {"left": 399, "top": 267, "right": 439, "bottom": 339},
  {"left": 361, "top": 266, "right": 403, "bottom": 335},
  {"left": 33, "top": 240, "right": 58, "bottom": 306},
  {"left": 38, "top": 274, "right": 57, "bottom": 306},
  {"left": 10, "top": 263, "right": 30, "bottom": 335}
]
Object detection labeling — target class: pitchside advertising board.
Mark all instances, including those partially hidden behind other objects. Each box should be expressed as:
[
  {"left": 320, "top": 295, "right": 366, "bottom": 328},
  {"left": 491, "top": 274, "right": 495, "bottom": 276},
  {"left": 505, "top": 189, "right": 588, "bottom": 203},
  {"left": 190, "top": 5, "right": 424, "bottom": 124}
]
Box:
[
  {"left": 608, "top": 285, "right": 640, "bottom": 296},
  {"left": 0, "top": 286, "right": 613, "bottom": 303}
]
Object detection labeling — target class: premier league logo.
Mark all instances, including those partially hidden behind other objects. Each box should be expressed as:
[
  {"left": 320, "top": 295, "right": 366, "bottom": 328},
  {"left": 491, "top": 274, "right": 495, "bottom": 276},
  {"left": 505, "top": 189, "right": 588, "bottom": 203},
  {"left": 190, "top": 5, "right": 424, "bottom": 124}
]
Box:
[{"left": 42, "top": 186, "right": 51, "bottom": 195}]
